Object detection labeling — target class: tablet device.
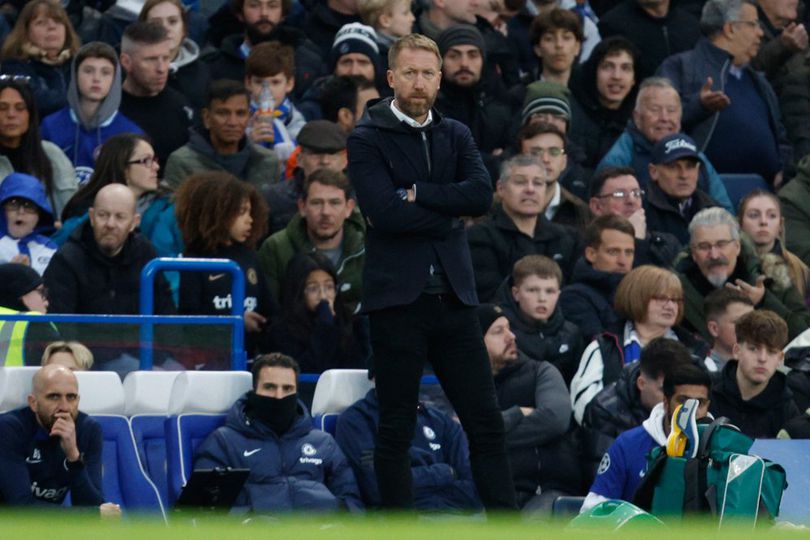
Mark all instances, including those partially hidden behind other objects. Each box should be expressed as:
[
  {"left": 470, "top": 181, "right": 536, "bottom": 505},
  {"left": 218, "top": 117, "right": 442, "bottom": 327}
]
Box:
[{"left": 174, "top": 468, "right": 250, "bottom": 510}]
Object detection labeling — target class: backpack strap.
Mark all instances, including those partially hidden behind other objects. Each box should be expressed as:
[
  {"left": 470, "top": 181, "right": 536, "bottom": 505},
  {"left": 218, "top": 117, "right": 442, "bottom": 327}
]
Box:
[{"left": 697, "top": 416, "right": 732, "bottom": 460}]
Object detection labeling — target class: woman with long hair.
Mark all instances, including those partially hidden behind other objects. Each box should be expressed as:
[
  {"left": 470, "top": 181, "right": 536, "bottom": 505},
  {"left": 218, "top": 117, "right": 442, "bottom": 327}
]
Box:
[
  {"left": 1, "top": 0, "right": 81, "bottom": 116},
  {"left": 0, "top": 78, "right": 76, "bottom": 220}
]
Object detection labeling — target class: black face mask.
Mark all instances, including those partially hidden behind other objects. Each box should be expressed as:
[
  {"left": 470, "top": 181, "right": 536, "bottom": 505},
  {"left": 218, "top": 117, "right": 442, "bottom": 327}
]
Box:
[{"left": 246, "top": 391, "right": 298, "bottom": 435}]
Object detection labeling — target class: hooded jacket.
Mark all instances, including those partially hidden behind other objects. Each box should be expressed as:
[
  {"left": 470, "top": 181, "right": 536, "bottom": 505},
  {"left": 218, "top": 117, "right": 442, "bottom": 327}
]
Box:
[
  {"left": 168, "top": 38, "right": 210, "bottom": 111},
  {"left": 559, "top": 258, "right": 624, "bottom": 341},
  {"left": 41, "top": 43, "right": 145, "bottom": 185},
  {"left": 0, "top": 173, "right": 56, "bottom": 275},
  {"left": 494, "top": 274, "right": 584, "bottom": 384},
  {"left": 163, "top": 128, "right": 280, "bottom": 192},
  {"left": 468, "top": 205, "right": 579, "bottom": 302},
  {"left": 710, "top": 360, "right": 800, "bottom": 439},
  {"left": 194, "top": 394, "right": 363, "bottom": 512},
  {"left": 347, "top": 97, "right": 492, "bottom": 312},
  {"left": 335, "top": 389, "right": 482, "bottom": 510}
]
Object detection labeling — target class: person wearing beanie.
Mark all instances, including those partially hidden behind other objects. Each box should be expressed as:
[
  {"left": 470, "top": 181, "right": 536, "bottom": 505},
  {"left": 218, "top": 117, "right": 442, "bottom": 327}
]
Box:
[
  {"left": 328, "top": 23, "right": 382, "bottom": 85},
  {"left": 434, "top": 24, "right": 512, "bottom": 182},
  {"left": 0, "top": 262, "right": 57, "bottom": 366},
  {"left": 479, "top": 303, "right": 580, "bottom": 515}
]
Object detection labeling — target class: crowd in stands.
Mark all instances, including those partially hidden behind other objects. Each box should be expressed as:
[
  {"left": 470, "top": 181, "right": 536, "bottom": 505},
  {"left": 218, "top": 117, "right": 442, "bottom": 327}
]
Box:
[{"left": 1, "top": 0, "right": 810, "bottom": 518}]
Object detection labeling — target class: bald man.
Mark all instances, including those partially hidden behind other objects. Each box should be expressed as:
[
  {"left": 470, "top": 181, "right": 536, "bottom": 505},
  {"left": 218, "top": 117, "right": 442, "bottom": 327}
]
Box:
[
  {"left": 0, "top": 365, "right": 118, "bottom": 514},
  {"left": 43, "top": 184, "right": 175, "bottom": 375}
]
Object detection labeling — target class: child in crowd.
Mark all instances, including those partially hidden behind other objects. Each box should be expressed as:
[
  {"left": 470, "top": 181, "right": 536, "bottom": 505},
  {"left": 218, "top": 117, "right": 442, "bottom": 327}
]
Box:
[
  {"left": 357, "top": 0, "right": 415, "bottom": 65},
  {"left": 703, "top": 288, "right": 754, "bottom": 373},
  {"left": 0, "top": 173, "right": 56, "bottom": 275},
  {"left": 496, "top": 254, "right": 584, "bottom": 385},
  {"left": 244, "top": 41, "right": 305, "bottom": 163},
  {"left": 40, "top": 42, "right": 144, "bottom": 185},
  {"left": 174, "top": 171, "right": 272, "bottom": 363}
]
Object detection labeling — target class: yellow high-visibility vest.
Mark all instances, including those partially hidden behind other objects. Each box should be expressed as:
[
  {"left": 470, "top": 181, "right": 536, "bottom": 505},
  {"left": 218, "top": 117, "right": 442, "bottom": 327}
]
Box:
[{"left": 0, "top": 306, "right": 32, "bottom": 367}]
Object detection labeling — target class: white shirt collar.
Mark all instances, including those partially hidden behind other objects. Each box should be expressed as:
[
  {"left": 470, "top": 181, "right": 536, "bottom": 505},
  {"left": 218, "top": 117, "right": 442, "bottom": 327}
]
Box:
[
  {"left": 623, "top": 321, "right": 678, "bottom": 347},
  {"left": 543, "top": 182, "right": 561, "bottom": 221},
  {"left": 390, "top": 99, "right": 432, "bottom": 128}
]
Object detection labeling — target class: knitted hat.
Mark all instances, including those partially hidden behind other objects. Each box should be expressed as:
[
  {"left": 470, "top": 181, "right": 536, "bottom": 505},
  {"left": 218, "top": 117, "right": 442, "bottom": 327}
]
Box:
[
  {"left": 328, "top": 23, "right": 382, "bottom": 75},
  {"left": 521, "top": 81, "right": 572, "bottom": 126},
  {"left": 297, "top": 120, "right": 347, "bottom": 153},
  {"left": 476, "top": 303, "right": 506, "bottom": 336},
  {"left": 436, "top": 24, "right": 486, "bottom": 58},
  {"left": 650, "top": 133, "right": 701, "bottom": 164},
  {"left": 0, "top": 263, "right": 42, "bottom": 311}
]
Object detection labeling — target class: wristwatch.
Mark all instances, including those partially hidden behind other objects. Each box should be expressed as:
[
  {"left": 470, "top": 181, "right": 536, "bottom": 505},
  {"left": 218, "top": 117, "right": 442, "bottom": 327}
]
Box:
[
  {"left": 395, "top": 188, "right": 408, "bottom": 201},
  {"left": 64, "top": 453, "right": 85, "bottom": 472}
]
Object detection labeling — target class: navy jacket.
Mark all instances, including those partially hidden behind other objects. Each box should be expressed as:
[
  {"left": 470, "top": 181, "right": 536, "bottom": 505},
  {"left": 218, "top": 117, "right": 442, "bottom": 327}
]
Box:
[
  {"left": 194, "top": 395, "right": 363, "bottom": 512},
  {"left": 558, "top": 258, "right": 624, "bottom": 340},
  {"left": 348, "top": 98, "right": 492, "bottom": 312},
  {"left": 643, "top": 181, "right": 718, "bottom": 245},
  {"left": 0, "top": 407, "right": 103, "bottom": 506},
  {"left": 335, "top": 389, "right": 482, "bottom": 510}
]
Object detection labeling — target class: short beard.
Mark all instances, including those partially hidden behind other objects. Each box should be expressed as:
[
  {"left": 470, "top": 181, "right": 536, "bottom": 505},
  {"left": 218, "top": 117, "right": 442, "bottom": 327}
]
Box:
[
  {"left": 245, "top": 22, "right": 276, "bottom": 45},
  {"left": 396, "top": 96, "right": 433, "bottom": 120},
  {"left": 706, "top": 272, "right": 728, "bottom": 288}
]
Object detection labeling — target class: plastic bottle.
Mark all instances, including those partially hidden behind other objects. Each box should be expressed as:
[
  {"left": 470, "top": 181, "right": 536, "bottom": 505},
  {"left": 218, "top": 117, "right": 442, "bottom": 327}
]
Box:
[{"left": 255, "top": 81, "right": 275, "bottom": 144}]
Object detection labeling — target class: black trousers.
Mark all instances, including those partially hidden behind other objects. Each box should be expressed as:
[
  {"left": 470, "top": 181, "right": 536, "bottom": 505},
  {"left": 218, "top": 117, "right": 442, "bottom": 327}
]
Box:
[{"left": 370, "top": 293, "right": 517, "bottom": 510}]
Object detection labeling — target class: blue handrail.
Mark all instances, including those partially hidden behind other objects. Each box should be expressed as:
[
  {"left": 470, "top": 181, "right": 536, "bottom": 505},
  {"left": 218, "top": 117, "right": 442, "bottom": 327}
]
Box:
[{"left": 140, "top": 258, "right": 246, "bottom": 370}]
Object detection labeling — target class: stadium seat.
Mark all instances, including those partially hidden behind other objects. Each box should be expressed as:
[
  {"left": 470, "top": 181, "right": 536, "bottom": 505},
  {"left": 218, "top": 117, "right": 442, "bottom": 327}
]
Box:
[
  {"left": 0, "top": 366, "right": 37, "bottom": 412},
  {"left": 164, "top": 371, "right": 252, "bottom": 505},
  {"left": 310, "top": 369, "right": 373, "bottom": 434},
  {"left": 719, "top": 173, "right": 770, "bottom": 211},
  {"left": 124, "top": 371, "right": 181, "bottom": 415},
  {"left": 751, "top": 439, "right": 810, "bottom": 525},
  {"left": 74, "top": 371, "right": 126, "bottom": 415}
]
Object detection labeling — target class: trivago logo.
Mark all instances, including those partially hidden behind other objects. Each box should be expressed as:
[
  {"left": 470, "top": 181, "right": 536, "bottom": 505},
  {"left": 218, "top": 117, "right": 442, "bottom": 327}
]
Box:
[{"left": 299, "top": 443, "right": 323, "bottom": 465}]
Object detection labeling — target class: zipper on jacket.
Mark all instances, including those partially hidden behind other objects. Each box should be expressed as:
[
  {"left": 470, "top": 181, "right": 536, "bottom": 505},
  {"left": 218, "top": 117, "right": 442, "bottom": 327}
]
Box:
[
  {"left": 421, "top": 132, "right": 431, "bottom": 177},
  {"left": 663, "top": 26, "right": 671, "bottom": 56}
]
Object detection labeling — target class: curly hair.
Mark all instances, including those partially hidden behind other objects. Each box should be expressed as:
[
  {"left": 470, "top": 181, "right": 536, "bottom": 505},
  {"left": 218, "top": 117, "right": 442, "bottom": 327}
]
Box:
[{"left": 174, "top": 171, "right": 269, "bottom": 254}]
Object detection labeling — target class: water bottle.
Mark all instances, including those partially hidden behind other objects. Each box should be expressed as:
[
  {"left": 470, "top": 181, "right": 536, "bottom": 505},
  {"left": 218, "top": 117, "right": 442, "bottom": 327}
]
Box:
[{"left": 255, "top": 81, "right": 275, "bottom": 144}]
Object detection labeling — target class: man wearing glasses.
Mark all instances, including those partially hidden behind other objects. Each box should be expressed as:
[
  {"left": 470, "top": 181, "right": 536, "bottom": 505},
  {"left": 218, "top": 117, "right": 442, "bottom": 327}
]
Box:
[
  {"left": 645, "top": 133, "right": 719, "bottom": 245},
  {"left": 588, "top": 165, "right": 681, "bottom": 268},
  {"left": 675, "top": 207, "right": 810, "bottom": 340}
]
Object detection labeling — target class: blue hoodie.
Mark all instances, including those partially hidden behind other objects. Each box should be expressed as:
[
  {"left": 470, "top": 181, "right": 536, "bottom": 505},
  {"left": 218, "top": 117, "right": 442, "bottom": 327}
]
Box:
[
  {"left": 40, "top": 42, "right": 144, "bottom": 185},
  {"left": 194, "top": 394, "right": 363, "bottom": 513},
  {"left": 0, "top": 173, "right": 57, "bottom": 275}
]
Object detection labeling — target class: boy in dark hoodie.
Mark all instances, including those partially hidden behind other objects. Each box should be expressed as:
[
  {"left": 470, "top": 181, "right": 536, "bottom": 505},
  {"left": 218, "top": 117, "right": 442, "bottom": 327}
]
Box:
[
  {"left": 40, "top": 42, "right": 144, "bottom": 185},
  {"left": 496, "top": 254, "right": 584, "bottom": 385},
  {"left": 0, "top": 173, "right": 57, "bottom": 275}
]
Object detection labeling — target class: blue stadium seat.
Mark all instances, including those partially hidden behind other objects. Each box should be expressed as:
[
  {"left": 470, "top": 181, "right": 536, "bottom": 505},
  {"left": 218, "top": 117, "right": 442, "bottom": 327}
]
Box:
[
  {"left": 751, "top": 439, "right": 810, "bottom": 525},
  {"left": 165, "top": 413, "right": 227, "bottom": 506},
  {"left": 310, "top": 369, "right": 373, "bottom": 435},
  {"left": 719, "top": 174, "right": 770, "bottom": 212}
]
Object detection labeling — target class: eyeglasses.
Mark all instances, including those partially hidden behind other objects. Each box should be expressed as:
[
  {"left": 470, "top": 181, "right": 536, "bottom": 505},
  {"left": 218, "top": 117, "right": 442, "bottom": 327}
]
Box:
[
  {"left": 692, "top": 239, "right": 735, "bottom": 253},
  {"left": 597, "top": 189, "right": 645, "bottom": 200},
  {"left": 304, "top": 283, "right": 336, "bottom": 297},
  {"left": 528, "top": 147, "right": 565, "bottom": 158},
  {"left": 0, "top": 75, "right": 31, "bottom": 83},
  {"left": 4, "top": 198, "right": 38, "bottom": 213},
  {"left": 127, "top": 155, "right": 158, "bottom": 168},
  {"left": 651, "top": 295, "right": 684, "bottom": 305}
]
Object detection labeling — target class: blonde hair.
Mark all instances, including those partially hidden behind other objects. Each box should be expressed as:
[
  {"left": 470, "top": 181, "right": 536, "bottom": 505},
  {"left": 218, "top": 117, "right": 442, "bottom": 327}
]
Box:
[
  {"left": 388, "top": 33, "right": 441, "bottom": 70},
  {"left": 41, "top": 341, "right": 94, "bottom": 371},
  {"left": 615, "top": 265, "right": 684, "bottom": 325},
  {"left": 358, "top": 0, "right": 403, "bottom": 27},
  {"left": 2, "top": 0, "right": 80, "bottom": 61}
]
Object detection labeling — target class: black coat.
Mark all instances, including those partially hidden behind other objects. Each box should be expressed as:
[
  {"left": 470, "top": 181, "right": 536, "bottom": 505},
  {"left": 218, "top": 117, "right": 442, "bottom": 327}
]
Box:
[
  {"left": 710, "top": 360, "right": 801, "bottom": 439},
  {"left": 559, "top": 258, "right": 624, "bottom": 340},
  {"left": 347, "top": 98, "right": 492, "bottom": 312},
  {"left": 468, "top": 205, "right": 580, "bottom": 302},
  {"left": 644, "top": 181, "right": 719, "bottom": 246},
  {"left": 494, "top": 275, "right": 584, "bottom": 385}
]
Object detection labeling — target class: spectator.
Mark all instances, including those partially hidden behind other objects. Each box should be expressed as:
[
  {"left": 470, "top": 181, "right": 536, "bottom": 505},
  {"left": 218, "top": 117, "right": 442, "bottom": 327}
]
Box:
[
  {"left": 598, "top": 0, "right": 700, "bottom": 79},
  {"left": 435, "top": 25, "right": 512, "bottom": 177},
  {"left": 0, "top": 79, "right": 77, "bottom": 221},
  {"left": 119, "top": 21, "right": 194, "bottom": 167},
  {"left": 494, "top": 254, "right": 584, "bottom": 384},
  {"left": 0, "top": 0, "right": 80, "bottom": 117},
  {"left": 658, "top": 0, "right": 791, "bottom": 187},
  {"left": 43, "top": 184, "right": 176, "bottom": 375},
  {"left": 336, "top": 378, "right": 482, "bottom": 511},
  {"left": 598, "top": 77, "right": 733, "bottom": 211},
  {"left": 480, "top": 304, "right": 579, "bottom": 514},
  {"left": 468, "top": 154, "right": 579, "bottom": 302},
  {"left": 41, "top": 340, "right": 94, "bottom": 371},
  {"left": 194, "top": 353, "right": 364, "bottom": 512},
  {"left": 205, "top": 0, "right": 324, "bottom": 100},
  {"left": 40, "top": 42, "right": 145, "bottom": 186},
  {"left": 266, "top": 252, "right": 368, "bottom": 374},
  {"left": 139, "top": 0, "right": 212, "bottom": 111},
  {"left": 569, "top": 37, "right": 640, "bottom": 169},
  {"left": 559, "top": 214, "right": 635, "bottom": 340},
  {"left": 0, "top": 173, "right": 56, "bottom": 275},
  {"left": 244, "top": 41, "right": 305, "bottom": 163},
  {"left": 739, "top": 189, "right": 810, "bottom": 299},
  {"left": 571, "top": 265, "right": 706, "bottom": 423},
  {"left": 587, "top": 166, "right": 680, "bottom": 267},
  {"left": 0, "top": 262, "right": 56, "bottom": 366},
  {"left": 780, "top": 155, "right": 810, "bottom": 266},
  {"left": 55, "top": 134, "right": 182, "bottom": 270},
  {"left": 259, "top": 168, "right": 364, "bottom": 313},
  {"left": 297, "top": 0, "right": 363, "bottom": 57},
  {"left": 163, "top": 80, "right": 280, "bottom": 192},
  {"left": 357, "top": 0, "right": 415, "bottom": 66},
  {"left": 644, "top": 133, "right": 719, "bottom": 245},
  {"left": 581, "top": 362, "right": 711, "bottom": 512},
  {"left": 0, "top": 364, "right": 119, "bottom": 516},
  {"left": 174, "top": 171, "right": 272, "bottom": 361},
  {"left": 320, "top": 75, "right": 380, "bottom": 135},
  {"left": 710, "top": 309, "right": 800, "bottom": 438},
  {"left": 516, "top": 122, "right": 591, "bottom": 229},
  {"left": 751, "top": 0, "right": 808, "bottom": 85},
  {"left": 528, "top": 8, "right": 582, "bottom": 86},
  {"left": 703, "top": 288, "right": 754, "bottom": 371},
  {"left": 675, "top": 207, "right": 810, "bottom": 340}
]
